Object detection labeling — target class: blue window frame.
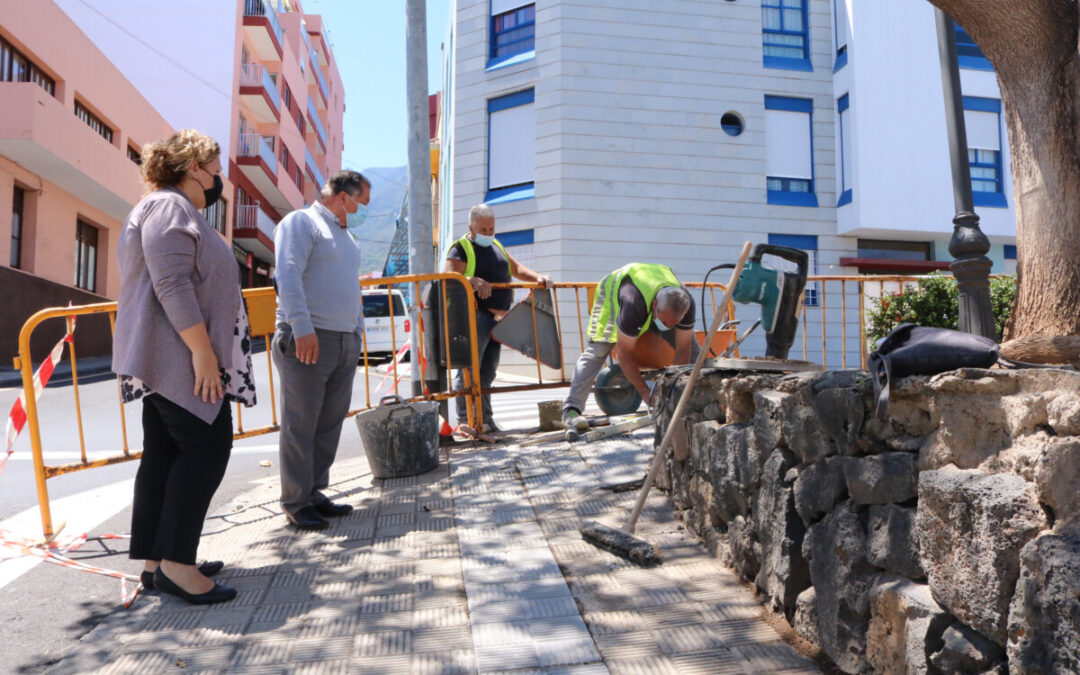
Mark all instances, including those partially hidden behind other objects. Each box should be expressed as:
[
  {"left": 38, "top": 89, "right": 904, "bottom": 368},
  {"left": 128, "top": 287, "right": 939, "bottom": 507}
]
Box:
[
  {"left": 487, "top": 89, "right": 535, "bottom": 203},
  {"left": 763, "top": 0, "right": 812, "bottom": 71},
  {"left": 765, "top": 96, "right": 818, "bottom": 207},
  {"left": 837, "top": 94, "right": 852, "bottom": 207},
  {"left": 832, "top": 0, "right": 848, "bottom": 71},
  {"left": 489, "top": 3, "right": 535, "bottom": 69},
  {"left": 955, "top": 23, "right": 992, "bottom": 71},
  {"left": 1003, "top": 244, "right": 1016, "bottom": 260},
  {"left": 963, "top": 97, "right": 1006, "bottom": 208},
  {"left": 768, "top": 233, "right": 819, "bottom": 306}
]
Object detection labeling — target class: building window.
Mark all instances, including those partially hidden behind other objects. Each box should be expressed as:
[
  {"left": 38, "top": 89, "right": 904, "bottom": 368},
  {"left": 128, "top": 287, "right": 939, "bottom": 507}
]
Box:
[
  {"left": 857, "top": 239, "right": 932, "bottom": 261},
  {"left": 721, "top": 112, "right": 744, "bottom": 137},
  {"left": 837, "top": 94, "right": 852, "bottom": 207},
  {"left": 768, "top": 233, "right": 818, "bottom": 306},
  {"left": 499, "top": 229, "right": 534, "bottom": 302},
  {"left": 1003, "top": 244, "right": 1017, "bottom": 275},
  {"left": 75, "top": 101, "right": 113, "bottom": 143},
  {"left": 765, "top": 96, "right": 817, "bottom": 207},
  {"left": 74, "top": 220, "right": 98, "bottom": 293},
  {"left": 487, "top": 89, "right": 535, "bottom": 203},
  {"left": 127, "top": 144, "right": 142, "bottom": 165},
  {"left": 489, "top": 2, "right": 535, "bottom": 68},
  {"left": 281, "top": 144, "right": 290, "bottom": 169},
  {"left": 963, "top": 97, "right": 1006, "bottom": 208},
  {"left": 11, "top": 186, "right": 25, "bottom": 269},
  {"left": 955, "top": 23, "right": 992, "bottom": 71},
  {"left": 204, "top": 197, "right": 227, "bottom": 235},
  {"left": 762, "top": 0, "right": 812, "bottom": 71},
  {"left": 833, "top": 0, "right": 848, "bottom": 71},
  {"left": 0, "top": 36, "right": 56, "bottom": 97}
]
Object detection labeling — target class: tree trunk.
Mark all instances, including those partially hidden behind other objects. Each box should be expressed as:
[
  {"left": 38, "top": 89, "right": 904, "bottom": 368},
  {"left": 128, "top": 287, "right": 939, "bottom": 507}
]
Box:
[{"left": 927, "top": 0, "right": 1080, "bottom": 340}]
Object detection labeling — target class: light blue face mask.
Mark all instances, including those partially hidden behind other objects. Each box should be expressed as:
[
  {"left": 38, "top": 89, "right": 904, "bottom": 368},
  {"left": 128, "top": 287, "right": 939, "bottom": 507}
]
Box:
[
  {"left": 653, "top": 314, "right": 671, "bottom": 332},
  {"left": 473, "top": 233, "right": 494, "bottom": 247},
  {"left": 346, "top": 202, "right": 368, "bottom": 241}
]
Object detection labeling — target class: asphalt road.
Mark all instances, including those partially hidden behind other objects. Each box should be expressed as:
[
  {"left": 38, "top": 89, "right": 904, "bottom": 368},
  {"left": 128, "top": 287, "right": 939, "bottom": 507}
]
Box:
[{"left": 0, "top": 350, "right": 403, "bottom": 674}]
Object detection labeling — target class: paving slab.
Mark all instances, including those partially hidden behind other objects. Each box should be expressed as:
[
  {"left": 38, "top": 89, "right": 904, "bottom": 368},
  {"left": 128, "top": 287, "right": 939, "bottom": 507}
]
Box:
[{"left": 47, "top": 426, "right": 822, "bottom": 674}]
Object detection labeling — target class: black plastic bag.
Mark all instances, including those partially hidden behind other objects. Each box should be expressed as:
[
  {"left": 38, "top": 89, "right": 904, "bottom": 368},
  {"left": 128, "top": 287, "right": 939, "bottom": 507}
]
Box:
[{"left": 869, "top": 323, "right": 998, "bottom": 420}]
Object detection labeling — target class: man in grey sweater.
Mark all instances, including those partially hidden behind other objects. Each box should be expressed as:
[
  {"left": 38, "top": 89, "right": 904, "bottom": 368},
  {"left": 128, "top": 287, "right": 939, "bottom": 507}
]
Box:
[{"left": 272, "top": 170, "right": 370, "bottom": 530}]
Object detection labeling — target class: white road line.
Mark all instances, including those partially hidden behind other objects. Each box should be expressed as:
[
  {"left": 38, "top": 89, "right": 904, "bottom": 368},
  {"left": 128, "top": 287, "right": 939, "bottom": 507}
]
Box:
[{"left": 0, "top": 478, "right": 136, "bottom": 591}]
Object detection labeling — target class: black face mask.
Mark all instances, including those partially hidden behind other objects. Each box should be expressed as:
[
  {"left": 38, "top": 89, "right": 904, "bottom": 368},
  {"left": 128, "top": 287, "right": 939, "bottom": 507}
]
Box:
[{"left": 203, "top": 173, "right": 224, "bottom": 208}]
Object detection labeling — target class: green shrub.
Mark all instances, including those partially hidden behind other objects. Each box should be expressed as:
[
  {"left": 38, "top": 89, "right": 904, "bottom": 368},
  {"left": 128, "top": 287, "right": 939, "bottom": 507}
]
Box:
[{"left": 866, "top": 272, "right": 1016, "bottom": 347}]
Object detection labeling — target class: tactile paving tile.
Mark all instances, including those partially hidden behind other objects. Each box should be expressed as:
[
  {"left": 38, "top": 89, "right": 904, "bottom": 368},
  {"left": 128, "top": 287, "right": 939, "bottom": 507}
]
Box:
[
  {"left": 708, "top": 617, "right": 784, "bottom": 646},
  {"left": 655, "top": 623, "right": 726, "bottom": 655},
  {"left": 169, "top": 645, "right": 238, "bottom": 670},
  {"left": 529, "top": 614, "right": 592, "bottom": 643},
  {"left": 412, "top": 625, "right": 472, "bottom": 652},
  {"left": 605, "top": 655, "right": 681, "bottom": 675},
  {"left": 230, "top": 641, "right": 292, "bottom": 666},
  {"left": 670, "top": 650, "right": 747, "bottom": 675},
  {"left": 583, "top": 610, "right": 649, "bottom": 636},
  {"left": 412, "top": 650, "right": 475, "bottom": 675},
  {"left": 297, "top": 616, "right": 359, "bottom": 640},
  {"left": 471, "top": 619, "right": 532, "bottom": 647},
  {"left": 413, "top": 604, "right": 469, "bottom": 629},
  {"left": 290, "top": 659, "right": 350, "bottom": 675},
  {"left": 525, "top": 595, "right": 579, "bottom": 619},
  {"left": 595, "top": 630, "right": 665, "bottom": 659},
  {"left": 353, "top": 629, "right": 413, "bottom": 657},
  {"left": 360, "top": 592, "right": 414, "bottom": 614},
  {"left": 534, "top": 637, "right": 602, "bottom": 667},
  {"left": 98, "top": 651, "right": 173, "bottom": 675},
  {"left": 474, "top": 643, "right": 541, "bottom": 672},
  {"left": 251, "top": 602, "right": 311, "bottom": 623},
  {"left": 291, "top": 636, "right": 354, "bottom": 662},
  {"left": 732, "top": 642, "right": 822, "bottom": 672}
]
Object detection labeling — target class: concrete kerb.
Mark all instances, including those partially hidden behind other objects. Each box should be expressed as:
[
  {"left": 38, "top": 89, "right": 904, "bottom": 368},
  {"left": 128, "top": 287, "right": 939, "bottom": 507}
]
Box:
[{"left": 47, "top": 429, "right": 822, "bottom": 674}]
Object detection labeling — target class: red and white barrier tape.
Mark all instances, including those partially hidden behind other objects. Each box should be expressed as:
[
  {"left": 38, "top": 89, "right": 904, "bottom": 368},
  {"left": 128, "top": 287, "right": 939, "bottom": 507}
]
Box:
[
  {"left": 2, "top": 317, "right": 76, "bottom": 476},
  {"left": 1, "top": 528, "right": 141, "bottom": 607}
]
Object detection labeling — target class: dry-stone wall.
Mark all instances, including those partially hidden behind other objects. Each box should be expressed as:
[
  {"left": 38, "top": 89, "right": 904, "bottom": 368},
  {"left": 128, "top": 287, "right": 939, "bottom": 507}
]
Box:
[{"left": 652, "top": 366, "right": 1080, "bottom": 674}]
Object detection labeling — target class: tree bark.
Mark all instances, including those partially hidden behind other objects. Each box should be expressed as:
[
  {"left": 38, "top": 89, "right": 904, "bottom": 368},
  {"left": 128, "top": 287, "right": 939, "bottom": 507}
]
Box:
[{"left": 927, "top": 0, "right": 1080, "bottom": 340}]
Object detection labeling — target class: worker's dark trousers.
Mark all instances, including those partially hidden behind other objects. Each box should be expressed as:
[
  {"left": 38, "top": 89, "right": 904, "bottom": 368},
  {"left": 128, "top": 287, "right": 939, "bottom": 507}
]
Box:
[
  {"left": 130, "top": 394, "right": 232, "bottom": 565},
  {"left": 563, "top": 333, "right": 700, "bottom": 415},
  {"left": 454, "top": 310, "right": 500, "bottom": 428}
]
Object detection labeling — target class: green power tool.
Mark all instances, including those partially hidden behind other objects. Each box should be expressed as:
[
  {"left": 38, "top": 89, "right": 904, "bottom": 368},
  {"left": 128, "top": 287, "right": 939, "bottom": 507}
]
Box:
[{"left": 730, "top": 243, "right": 809, "bottom": 359}]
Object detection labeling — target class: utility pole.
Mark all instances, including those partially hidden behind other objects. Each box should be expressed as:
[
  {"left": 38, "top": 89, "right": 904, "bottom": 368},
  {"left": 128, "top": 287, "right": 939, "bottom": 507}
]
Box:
[
  {"left": 405, "top": 0, "right": 434, "bottom": 396},
  {"left": 935, "top": 10, "right": 997, "bottom": 340}
]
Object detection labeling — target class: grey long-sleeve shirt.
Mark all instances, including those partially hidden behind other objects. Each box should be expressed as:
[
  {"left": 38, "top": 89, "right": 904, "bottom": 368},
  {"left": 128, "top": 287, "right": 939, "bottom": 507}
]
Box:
[{"left": 273, "top": 202, "right": 363, "bottom": 336}]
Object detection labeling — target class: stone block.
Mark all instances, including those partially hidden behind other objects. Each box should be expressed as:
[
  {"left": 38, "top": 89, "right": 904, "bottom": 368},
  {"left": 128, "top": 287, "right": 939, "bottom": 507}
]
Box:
[
  {"left": 867, "top": 504, "right": 923, "bottom": 579},
  {"left": 930, "top": 623, "right": 1004, "bottom": 674},
  {"left": 841, "top": 453, "right": 918, "bottom": 505},
  {"left": 753, "top": 389, "right": 787, "bottom": 453},
  {"left": 1006, "top": 531, "right": 1080, "bottom": 674},
  {"left": 866, "top": 577, "right": 952, "bottom": 675},
  {"left": 917, "top": 466, "right": 1049, "bottom": 645},
  {"left": 706, "top": 423, "right": 759, "bottom": 523},
  {"left": 782, "top": 388, "right": 834, "bottom": 465},
  {"left": 754, "top": 448, "right": 809, "bottom": 619},
  {"left": 793, "top": 587, "right": 820, "bottom": 646},
  {"left": 813, "top": 387, "right": 866, "bottom": 457},
  {"left": 804, "top": 500, "right": 876, "bottom": 672},
  {"left": 793, "top": 456, "right": 846, "bottom": 525},
  {"left": 728, "top": 515, "right": 759, "bottom": 582}
]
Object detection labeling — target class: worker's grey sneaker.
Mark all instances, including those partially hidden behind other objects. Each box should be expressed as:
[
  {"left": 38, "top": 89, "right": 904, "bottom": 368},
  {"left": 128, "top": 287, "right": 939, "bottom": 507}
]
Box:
[{"left": 562, "top": 409, "right": 589, "bottom": 432}]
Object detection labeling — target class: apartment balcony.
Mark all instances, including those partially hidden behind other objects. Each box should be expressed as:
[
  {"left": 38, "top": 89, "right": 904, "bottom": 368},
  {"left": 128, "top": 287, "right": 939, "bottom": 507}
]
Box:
[
  {"left": 239, "top": 64, "right": 281, "bottom": 124},
  {"left": 311, "top": 62, "right": 328, "bottom": 111},
  {"left": 305, "top": 147, "right": 325, "bottom": 190},
  {"left": 236, "top": 133, "right": 289, "bottom": 212},
  {"left": 233, "top": 202, "right": 276, "bottom": 264},
  {"left": 0, "top": 83, "right": 140, "bottom": 221},
  {"left": 242, "top": 0, "right": 284, "bottom": 62},
  {"left": 306, "top": 98, "right": 326, "bottom": 151}
]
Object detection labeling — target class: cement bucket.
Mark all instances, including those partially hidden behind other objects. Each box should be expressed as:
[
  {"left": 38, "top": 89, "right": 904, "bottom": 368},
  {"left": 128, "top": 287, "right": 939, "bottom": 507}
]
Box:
[{"left": 354, "top": 395, "right": 439, "bottom": 479}]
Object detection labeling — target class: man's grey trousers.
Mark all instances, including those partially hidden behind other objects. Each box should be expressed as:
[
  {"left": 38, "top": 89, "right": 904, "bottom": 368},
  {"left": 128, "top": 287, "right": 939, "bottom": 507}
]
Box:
[{"left": 272, "top": 326, "right": 361, "bottom": 515}]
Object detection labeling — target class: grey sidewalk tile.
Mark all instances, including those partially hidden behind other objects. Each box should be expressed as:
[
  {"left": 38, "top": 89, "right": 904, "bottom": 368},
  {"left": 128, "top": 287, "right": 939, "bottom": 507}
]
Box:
[
  {"left": 525, "top": 595, "right": 579, "bottom": 620},
  {"left": 637, "top": 602, "right": 711, "bottom": 628},
  {"left": 230, "top": 640, "right": 293, "bottom": 666},
  {"left": 349, "top": 655, "right": 412, "bottom": 674},
  {"left": 466, "top": 582, "right": 521, "bottom": 607},
  {"left": 250, "top": 600, "right": 312, "bottom": 623},
  {"left": 708, "top": 617, "right": 784, "bottom": 646},
  {"left": 297, "top": 615, "right": 360, "bottom": 639},
  {"left": 670, "top": 650, "right": 747, "bottom": 675},
  {"left": 413, "top": 604, "right": 469, "bottom": 628},
  {"left": 595, "top": 630, "right": 665, "bottom": 659},
  {"left": 472, "top": 619, "right": 532, "bottom": 647},
  {"left": 355, "top": 609, "right": 414, "bottom": 632},
  {"left": 98, "top": 651, "right": 173, "bottom": 674},
  {"left": 535, "top": 638, "right": 602, "bottom": 668},
  {"left": 605, "top": 655, "right": 680, "bottom": 675},
  {"left": 290, "top": 660, "right": 350, "bottom": 675},
  {"left": 413, "top": 649, "right": 476, "bottom": 675},
  {"left": 359, "top": 592, "right": 414, "bottom": 614},
  {"left": 730, "top": 642, "right": 822, "bottom": 673},
  {"left": 463, "top": 565, "right": 518, "bottom": 585},
  {"left": 224, "top": 665, "right": 290, "bottom": 675},
  {"left": 467, "top": 600, "right": 529, "bottom": 624},
  {"left": 542, "top": 666, "right": 609, "bottom": 675},
  {"left": 169, "top": 645, "right": 237, "bottom": 670},
  {"left": 529, "top": 614, "right": 592, "bottom": 643},
  {"left": 654, "top": 624, "right": 726, "bottom": 655},
  {"left": 475, "top": 643, "right": 542, "bottom": 672},
  {"left": 140, "top": 610, "right": 205, "bottom": 632},
  {"left": 264, "top": 584, "right": 318, "bottom": 604},
  {"left": 515, "top": 577, "right": 574, "bottom": 600},
  {"left": 353, "top": 628, "right": 413, "bottom": 657},
  {"left": 184, "top": 624, "right": 247, "bottom": 647},
  {"left": 413, "top": 625, "right": 473, "bottom": 652},
  {"left": 415, "top": 557, "right": 461, "bottom": 577},
  {"left": 269, "top": 567, "right": 318, "bottom": 587},
  {"left": 583, "top": 609, "right": 649, "bottom": 637},
  {"left": 291, "top": 635, "right": 354, "bottom": 662}
]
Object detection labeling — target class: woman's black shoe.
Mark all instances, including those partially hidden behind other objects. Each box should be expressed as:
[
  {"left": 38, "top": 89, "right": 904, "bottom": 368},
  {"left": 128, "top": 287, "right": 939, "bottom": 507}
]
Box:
[
  {"left": 140, "top": 561, "right": 224, "bottom": 590},
  {"left": 152, "top": 569, "right": 237, "bottom": 605}
]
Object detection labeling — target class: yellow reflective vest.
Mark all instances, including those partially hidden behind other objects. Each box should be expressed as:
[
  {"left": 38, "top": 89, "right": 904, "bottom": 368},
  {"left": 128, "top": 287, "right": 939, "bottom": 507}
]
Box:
[{"left": 589, "top": 262, "right": 680, "bottom": 341}]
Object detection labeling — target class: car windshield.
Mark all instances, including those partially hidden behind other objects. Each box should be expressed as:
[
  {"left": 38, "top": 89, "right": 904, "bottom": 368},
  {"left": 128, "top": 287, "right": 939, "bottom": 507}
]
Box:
[{"left": 363, "top": 293, "right": 406, "bottom": 318}]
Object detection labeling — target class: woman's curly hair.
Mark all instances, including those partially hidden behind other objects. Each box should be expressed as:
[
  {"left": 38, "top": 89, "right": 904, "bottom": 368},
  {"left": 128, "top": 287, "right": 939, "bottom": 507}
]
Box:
[{"left": 139, "top": 129, "right": 220, "bottom": 190}]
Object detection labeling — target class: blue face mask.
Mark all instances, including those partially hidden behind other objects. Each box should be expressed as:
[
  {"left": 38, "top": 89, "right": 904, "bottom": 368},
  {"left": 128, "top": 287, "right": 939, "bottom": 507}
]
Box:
[
  {"left": 653, "top": 315, "right": 671, "bottom": 332},
  {"left": 346, "top": 202, "right": 367, "bottom": 241},
  {"left": 473, "top": 233, "right": 494, "bottom": 247}
]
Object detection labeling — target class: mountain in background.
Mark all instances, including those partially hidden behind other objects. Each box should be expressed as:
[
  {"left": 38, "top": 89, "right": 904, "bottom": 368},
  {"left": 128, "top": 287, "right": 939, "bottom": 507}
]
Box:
[{"left": 354, "top": 166, "right": 408, "bottom": 274}]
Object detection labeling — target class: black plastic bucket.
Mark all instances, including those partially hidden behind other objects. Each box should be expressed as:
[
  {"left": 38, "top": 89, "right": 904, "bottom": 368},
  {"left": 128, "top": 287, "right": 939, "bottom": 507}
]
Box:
[{"left": 354, "top": 396, "right": 440, "bottom": 479}]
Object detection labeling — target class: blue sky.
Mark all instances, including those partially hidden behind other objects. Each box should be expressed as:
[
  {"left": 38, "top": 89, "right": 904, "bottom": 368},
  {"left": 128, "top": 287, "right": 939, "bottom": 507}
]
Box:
[{"left": 307, "top": 0, "right": 451, "bottom": 171}]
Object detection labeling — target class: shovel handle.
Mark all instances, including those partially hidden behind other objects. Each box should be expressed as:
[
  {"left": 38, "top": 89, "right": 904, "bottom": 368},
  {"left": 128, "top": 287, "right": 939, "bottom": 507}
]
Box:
[{"left": 624, "top": 241, "right": 754, "bottom": 534}]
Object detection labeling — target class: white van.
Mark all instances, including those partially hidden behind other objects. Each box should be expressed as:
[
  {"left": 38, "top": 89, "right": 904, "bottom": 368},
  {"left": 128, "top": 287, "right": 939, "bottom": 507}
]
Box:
[{"left": 360, "top": 289, "right": 409, "bottom": 360}]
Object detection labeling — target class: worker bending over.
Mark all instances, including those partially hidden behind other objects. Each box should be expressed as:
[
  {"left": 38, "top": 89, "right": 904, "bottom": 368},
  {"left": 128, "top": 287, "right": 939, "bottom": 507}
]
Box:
[{"left": 562, "top": 263, "right": 697, "bottom": 432}]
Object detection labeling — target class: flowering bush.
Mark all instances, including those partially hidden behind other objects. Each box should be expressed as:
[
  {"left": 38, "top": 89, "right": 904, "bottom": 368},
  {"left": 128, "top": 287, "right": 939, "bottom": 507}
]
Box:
[{"left": 866, "top": 272, "right": 1017, "bottom": 348}]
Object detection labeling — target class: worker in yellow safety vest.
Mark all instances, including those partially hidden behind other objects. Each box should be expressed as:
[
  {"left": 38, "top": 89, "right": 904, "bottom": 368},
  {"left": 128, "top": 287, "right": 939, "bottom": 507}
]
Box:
[
  {"left": 443, "top": 203, "right": 552, "bottom": 432},
  {"left": 562, "top": 263, "right": 697, "bottom": 432}
]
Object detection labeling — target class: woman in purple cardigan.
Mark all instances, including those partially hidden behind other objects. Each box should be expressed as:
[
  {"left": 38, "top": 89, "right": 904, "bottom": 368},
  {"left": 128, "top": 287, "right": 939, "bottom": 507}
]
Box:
[{"left": 113, "top": 130, "right": 255, "bottom": 605}]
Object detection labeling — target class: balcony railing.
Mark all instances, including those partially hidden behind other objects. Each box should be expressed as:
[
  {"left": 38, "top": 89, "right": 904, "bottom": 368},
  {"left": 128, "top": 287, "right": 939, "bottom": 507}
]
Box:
[
  {"left": 236, "top": 202, "right": 277, "bottom": 241},
  {"left": 307, "top": 99, "right": 327, "bottom": 148},
  {"left": 305, "top": 147, "right": 325, "bottom": 189},
  {"left": 237, "top": 134, "right": 278, "bottom": 175},
  {"left": 313, "top": 58, "right": 329, "bottom": 104},
  {"left": 239, "top": 63, "right": 281, "bottom": 111},
  {"left": 243, "top": 0, "right": 284, "bottom": 51}
]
